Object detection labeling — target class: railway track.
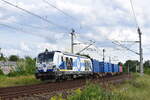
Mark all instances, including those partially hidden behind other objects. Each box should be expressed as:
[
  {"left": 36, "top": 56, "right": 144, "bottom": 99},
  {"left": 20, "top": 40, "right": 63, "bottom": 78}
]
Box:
[{"left": 0, "top": 74, "right": 131, "bottom": 100}]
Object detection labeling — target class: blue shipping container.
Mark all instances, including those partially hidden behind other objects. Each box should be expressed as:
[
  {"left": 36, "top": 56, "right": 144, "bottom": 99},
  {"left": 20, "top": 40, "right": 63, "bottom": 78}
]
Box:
[
  {"left": 112, "top": 64, "right": 119, "bottom": 72},
  {"left": 93, "top": 59, "right": 99, "bottom": 72},
  {"left": 99, "top": 62, "right": 109, "bottom": 72},
  {"left": 116, "top": 64, "right": 119, "bottom": 72},
  {"left": 104, "top": 63, "right": 109, "bottom": 72},
  {"left": 112, "top": 64, "right": 115, "bottom": 72},
  {"left": 108, "top": 63, "right": 112, "bottom": 72},
  {"left": 92, "top": 59, "right": 101, "bottom": 72}
]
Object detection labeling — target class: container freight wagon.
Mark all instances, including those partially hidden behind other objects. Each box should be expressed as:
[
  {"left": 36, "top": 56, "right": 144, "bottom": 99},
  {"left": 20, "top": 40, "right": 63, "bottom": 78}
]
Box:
[
  {"left": 93, "top": 61, "right": 116, "bottom": 73},
  {"left": 99, "top": 62, "right": 109, "bottom": 72},
  {"left": 119, "top": 65, "right": 123, "bottom": 72},
  {"left": 92, "top": 60, "right": 106, "bottom": 72},
  {"left": 108, "top": 63, "right": 112, "bottom": 72},
  {"left": 112, "top": 64, "right": 119, "bottom": 72},
  {"left": 92, "top": 59, "right": 100, "bottom": 72}
]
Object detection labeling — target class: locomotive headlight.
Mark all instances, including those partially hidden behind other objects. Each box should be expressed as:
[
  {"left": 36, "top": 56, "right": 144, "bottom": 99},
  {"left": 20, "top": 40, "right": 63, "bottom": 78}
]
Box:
[{"left": 38, "top": 67, "right": 42, "bottom": 70}]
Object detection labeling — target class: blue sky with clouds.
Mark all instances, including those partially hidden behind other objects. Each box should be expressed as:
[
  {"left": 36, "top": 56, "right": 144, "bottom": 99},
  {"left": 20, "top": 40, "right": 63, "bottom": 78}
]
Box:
[{"left": 0, "top": 0, "right": 150, "bottom": 63}]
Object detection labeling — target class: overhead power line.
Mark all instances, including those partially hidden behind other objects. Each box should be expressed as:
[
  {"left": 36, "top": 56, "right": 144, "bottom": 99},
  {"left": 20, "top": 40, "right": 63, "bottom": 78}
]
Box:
[
  {"left": 42, "top": 0, "right": 76, "bottom": 21},
  {"left": 112, "top": 41, "right": 139, "bottom": 55},
  {"left": 96, "top": 33, "right": 139, "bottom": 55},
  {"left": 129, "top": 0, "right": 139, "bottom": 27},
  {"left": 0, "top": 23, "right": 27, "bottom": 33},
  {"left": 0, "top": 23, "right": 53, "bottom": 40},
  {"left": 113, "top": 40, "right": 139, "bottom": 43},
  {"left": 42, "top": 0, "right": 81, "bottom": 30},
  {"left": 1, "top": 0, "right": 69, "bottom": 30}
]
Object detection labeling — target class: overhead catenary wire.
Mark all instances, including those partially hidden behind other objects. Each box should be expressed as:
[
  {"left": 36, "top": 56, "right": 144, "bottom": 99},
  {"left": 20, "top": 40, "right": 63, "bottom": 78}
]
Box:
[
  {"left": 42, "top": 0, "right": 77, "bottom": 21},
  {"left": 0, "top": 23, "right": 56, "bottom": 40},
  {"left": 129, "top": 0, "right": 139, "bottom": 28},
  {"left": 112, "top": 41, "right": 139, "bottom": 55},
  {"left": 0, "top": 6, "right": 49, "bottom": 31},
  {"left": 42, "top": 0, "right": 82, "bottom": 30},
  {"left": 1, "top": 0, "right": 69, "bottom": 30},
  {"left": 0, "top": 23, "right": 28, "bottom": 33},
  {"left": 96, "top": 32, "right": 139, "bottom": 55}
]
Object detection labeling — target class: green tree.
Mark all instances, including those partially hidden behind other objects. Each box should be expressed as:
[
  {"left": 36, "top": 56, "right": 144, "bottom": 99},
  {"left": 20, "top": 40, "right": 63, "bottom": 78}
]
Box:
[
  {"left": 143, "top": 60, "right": 150, "bottom": 74},
  {"left": 24, "top": 56, "right": 36, "bottom": 74},
  {"left": 118, "top": 62, "right": 123, "bottom": 66},
  {"left": 8, "top": 56, "right": 36, "bottom": 77},
  {"left": 0, "top": 54, "right": 6, "bottom": 61},
  {"left": 0, "top": 69, "right": 4, "bottom": 75},
  {"left": 144, "top": 60, "right": 150, "bottom": 68},
  {"left": 9, "top": 55, "right": 19, "bottom": 61},
  {"left": 124, "top": 60, "right": 139, "bottom": 72}
]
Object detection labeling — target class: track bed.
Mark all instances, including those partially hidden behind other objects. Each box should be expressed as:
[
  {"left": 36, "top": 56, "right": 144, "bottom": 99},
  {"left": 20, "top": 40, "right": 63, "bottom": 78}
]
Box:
[{"left": 0, "top": 74, "right": 131, "bottom": 100}]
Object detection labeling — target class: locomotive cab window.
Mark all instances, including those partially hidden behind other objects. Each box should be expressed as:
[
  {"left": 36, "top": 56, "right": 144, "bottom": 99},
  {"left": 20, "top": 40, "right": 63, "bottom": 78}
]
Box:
[{"left": 37, "top": 52, "right": 54, "bottom": 63}]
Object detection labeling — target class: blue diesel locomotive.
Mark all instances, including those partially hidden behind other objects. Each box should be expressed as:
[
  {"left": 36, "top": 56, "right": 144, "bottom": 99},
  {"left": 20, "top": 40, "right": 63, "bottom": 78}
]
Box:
[{"left": 35, "top": 50, "right": 121, "bottom": 81}]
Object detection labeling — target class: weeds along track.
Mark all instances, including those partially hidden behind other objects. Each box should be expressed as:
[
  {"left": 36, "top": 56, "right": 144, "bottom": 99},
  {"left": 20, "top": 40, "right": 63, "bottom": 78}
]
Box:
[{"left": 0, "top": 74, "right": 131, "bottom": 100}]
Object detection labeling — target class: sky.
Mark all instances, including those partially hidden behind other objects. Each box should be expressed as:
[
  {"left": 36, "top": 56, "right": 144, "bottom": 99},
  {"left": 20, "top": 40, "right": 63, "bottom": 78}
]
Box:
[{"left": 0, "top": 0, "right": 150, "bottom": 63}]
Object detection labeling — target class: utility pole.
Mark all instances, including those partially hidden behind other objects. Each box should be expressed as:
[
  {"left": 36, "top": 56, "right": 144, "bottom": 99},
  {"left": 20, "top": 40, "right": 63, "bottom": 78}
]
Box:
[
  {"left": 138, "top": 27, "right": 143, "bottom": 75},
  {"left": 70, "top": 29, "right": 75, "bottom": 54},
  {"left": 128, "top": 64, "right": 130, "bottom": 74},
  {"left": 109, "top": 56, "right": 111, "bottom": 63},
  {"left": 136, "top": 64, "right": 138, "bottom": 73},
  {"left": 103, "top": 49, "right": 105, "bottom": 62}
]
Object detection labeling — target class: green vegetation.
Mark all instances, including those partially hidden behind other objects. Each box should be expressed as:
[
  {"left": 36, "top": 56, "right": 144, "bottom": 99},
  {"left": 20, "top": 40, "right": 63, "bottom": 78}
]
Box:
[
  {"left": 0, "top": 69, "right": 4, "bottom": 75},
  {"left": 123, "top": 60, "right": 139, "bottom": 72},
  {"left": 50, "top": 83, "right": 126, "bottom": 100},
  {"left": 0, "top": 75, "right": 41, "bottom": 87},
  {"left": 0, "top": 55, "right": 39, "bottom": 87},
  {"left": 7, "top": 56, "right": 36, "bottom": 77},
  {"left": 50, "top": 73, "right": 150, "bottom": 100},
  {"left": 0, "top": 54, "right": 6, "bottom": 61},
  {"left": 67, "top": 84, "right": 125, "bottom": 100},
  {"left": 9, "top": 55, "right": 19, "bottom": 61},
  {"left": 113, "top": 73, "right": 150, "bottom": 100}
]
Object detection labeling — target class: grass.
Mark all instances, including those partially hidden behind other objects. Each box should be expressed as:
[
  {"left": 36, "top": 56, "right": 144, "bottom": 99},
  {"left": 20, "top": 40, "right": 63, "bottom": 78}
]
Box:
[
  {"left": 66, "top": 84, "right": 126, "bottom": 100},
  {"left": 50, "top": 83, "right": 126, "bottom": 100},
  {"left": 113, "top": 73, "right": 150, "bottom": 100},
  {"left": 0, "top": 75, "right": 41, "bottom": 87},
  {"left": 0, "top": 57, "right": 40, "bottom": 87},
  {"left": 50, "top": 73, "right": 150, "bottom": 100}
]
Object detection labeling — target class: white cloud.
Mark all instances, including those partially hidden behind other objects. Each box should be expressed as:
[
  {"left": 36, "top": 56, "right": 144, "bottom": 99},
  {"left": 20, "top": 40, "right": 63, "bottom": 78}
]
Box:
[
  {"left": 20, "top": 42, "right": 31, "bottom": 52},
  {"left": 0, "top": 16, "right": 17, "bottom": 24},
  {"left": 0, "top": 0, "right": 150, "bottom": 62}
]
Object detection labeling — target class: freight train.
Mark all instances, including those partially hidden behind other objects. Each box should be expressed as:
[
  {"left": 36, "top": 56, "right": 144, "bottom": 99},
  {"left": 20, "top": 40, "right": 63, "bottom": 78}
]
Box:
[{"left": 35, "top": 50, "right": 123, "bottom": 81}]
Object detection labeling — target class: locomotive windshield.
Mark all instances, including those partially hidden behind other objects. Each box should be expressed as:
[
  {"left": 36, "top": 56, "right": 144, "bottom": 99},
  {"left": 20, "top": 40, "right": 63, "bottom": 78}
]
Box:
[{"left": 37, "top": 52, "right": 54, "bottom": 63}]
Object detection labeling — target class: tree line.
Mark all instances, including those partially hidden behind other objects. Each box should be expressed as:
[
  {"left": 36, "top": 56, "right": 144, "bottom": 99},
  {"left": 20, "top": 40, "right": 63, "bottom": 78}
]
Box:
[
  {"left": 0, "top": 55, "right": 36, "bottom": 76},
  {"left": 119, "top": 60, "right": 150, "bottom": 74}
]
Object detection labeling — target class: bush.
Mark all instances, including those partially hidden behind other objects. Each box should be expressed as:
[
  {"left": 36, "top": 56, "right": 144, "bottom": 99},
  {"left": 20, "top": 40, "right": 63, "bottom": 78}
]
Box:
[
  {"left": 24, "top": 56, "right": 36, "bottom": 74},
  {"left": 144, "top": 68, "right": 150, "bottom": 75},
  {"left": 0, "top": 69, "right": 4, "bottom": 75},
  {"left": 67, "top": 83, "right": 126, "bottom": 100},
  {"left": 9, "top": 55, "right": 19, "bottom": 61},
  {"left": 7, "top": 57, "right": 36, "bottom": 77}
]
